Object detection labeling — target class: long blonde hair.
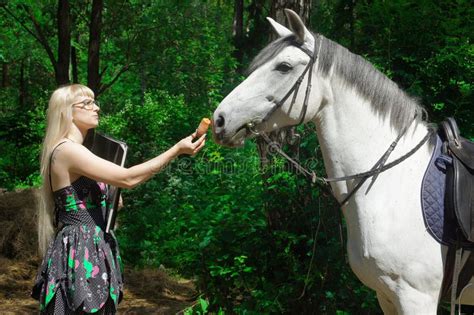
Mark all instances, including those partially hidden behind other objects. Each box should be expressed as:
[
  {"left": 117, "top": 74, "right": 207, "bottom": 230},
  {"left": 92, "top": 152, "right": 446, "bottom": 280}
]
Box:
[{"left": 38, "top": 84, "right": 95, "bottom": 255}]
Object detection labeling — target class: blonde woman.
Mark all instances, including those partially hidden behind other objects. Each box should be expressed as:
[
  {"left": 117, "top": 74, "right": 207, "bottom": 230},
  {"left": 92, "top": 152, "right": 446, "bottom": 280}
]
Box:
[{"left": 31, "top": 84, "right": 206, "bottom": 314}]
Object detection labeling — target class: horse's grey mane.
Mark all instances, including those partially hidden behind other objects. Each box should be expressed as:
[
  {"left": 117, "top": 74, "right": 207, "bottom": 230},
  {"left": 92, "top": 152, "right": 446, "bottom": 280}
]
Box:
[{"left": 247, "top": 33, "right": 425, "bottom": 131}]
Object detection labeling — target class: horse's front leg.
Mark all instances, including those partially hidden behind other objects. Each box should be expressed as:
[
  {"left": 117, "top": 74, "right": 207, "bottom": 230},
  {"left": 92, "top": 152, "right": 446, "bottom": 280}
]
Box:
[
  {"left": 397, "top": 291, "right": 439, "bottom": 315},
  {"left": 378, "top": 276, "right": 440, "bottom": 315},
  {"left": 377, "top": 291, "right": 397, "bottom": 315}
]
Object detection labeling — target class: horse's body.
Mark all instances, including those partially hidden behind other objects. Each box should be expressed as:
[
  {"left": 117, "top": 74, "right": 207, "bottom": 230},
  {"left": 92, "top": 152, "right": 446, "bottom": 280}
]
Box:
[{"left": 212, "top": 9, "right": 473, "bottom": 314}]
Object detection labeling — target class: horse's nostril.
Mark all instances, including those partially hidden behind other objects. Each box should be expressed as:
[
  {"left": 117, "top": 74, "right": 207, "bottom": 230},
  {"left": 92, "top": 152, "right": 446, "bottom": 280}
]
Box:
[
  {"left": 266, "top": 95, "right": 274, "bottom": 102},
  {"left": 216, "top": 115, "right": 225, "bottom": 128}
]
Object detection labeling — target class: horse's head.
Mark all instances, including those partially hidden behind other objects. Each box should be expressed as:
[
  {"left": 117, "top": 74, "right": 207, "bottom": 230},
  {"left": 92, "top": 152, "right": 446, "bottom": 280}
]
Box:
[{"left": 213, "top": 9, "right": 327, "bottom": 147}]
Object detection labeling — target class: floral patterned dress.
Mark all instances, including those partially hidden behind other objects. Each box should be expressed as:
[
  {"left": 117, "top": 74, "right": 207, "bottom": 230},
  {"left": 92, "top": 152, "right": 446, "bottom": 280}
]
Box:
[{"left": 32, "top": 176, "right": 123, "bottom": 314}]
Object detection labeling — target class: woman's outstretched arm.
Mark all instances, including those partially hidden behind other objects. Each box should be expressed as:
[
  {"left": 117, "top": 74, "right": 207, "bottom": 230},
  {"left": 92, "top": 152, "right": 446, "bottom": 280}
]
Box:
[{"left": 54, "top": 133, "right": 206, "bottom": 189}]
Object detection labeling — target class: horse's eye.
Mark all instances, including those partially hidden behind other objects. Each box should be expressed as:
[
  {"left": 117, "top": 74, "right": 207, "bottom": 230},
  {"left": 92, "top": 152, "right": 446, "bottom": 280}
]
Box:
[{"left": 275, "top": 63, "right": 293, "bottom": 73}]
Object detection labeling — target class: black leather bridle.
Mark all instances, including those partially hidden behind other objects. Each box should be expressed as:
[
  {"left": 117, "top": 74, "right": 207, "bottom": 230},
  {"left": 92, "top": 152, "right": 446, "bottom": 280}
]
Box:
[
  {"left": 247, "top": 34, "right": 434, "bottom": 206},
  {"left": 253, "top": 35, "right": 321, "bottom": 129}
]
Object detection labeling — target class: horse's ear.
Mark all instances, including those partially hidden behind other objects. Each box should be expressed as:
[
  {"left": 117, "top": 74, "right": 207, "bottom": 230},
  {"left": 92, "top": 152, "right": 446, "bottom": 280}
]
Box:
[
  {"left": 284, "top": 9, "right": 312, "bottom": 46},
  {"left": 266, "top": 17, "right": 293, "bottom": 38}
]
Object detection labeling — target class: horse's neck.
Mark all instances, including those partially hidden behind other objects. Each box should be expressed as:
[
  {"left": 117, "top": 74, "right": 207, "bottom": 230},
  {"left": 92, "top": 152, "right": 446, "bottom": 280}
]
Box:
[{"left": 313, "top": 76, "right": 430, "bottom": 205}]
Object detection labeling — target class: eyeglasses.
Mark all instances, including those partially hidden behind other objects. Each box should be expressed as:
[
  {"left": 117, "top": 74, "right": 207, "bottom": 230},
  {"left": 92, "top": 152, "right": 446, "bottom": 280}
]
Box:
[{"left": 72, "top": 99, "right": 100, "bottom": 110}]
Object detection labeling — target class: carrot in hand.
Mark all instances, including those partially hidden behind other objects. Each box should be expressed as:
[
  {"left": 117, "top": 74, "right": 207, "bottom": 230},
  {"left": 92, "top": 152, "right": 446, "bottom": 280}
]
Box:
[{"left": 195, "top": 118, "right": 211, "bottom": 138}]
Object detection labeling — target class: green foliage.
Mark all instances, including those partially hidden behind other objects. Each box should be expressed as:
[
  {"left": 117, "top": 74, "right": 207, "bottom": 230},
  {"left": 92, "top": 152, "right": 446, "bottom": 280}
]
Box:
[
  {"left": 0, "top": 97, "right": 45, "bottom": 188},
  {"left": 314, "top": 0, "right": 473, "bottom": 135},
  {"left": 102, "top": 96, "right": 376, "bottom": 312},
  {"left": 1, "top": 0, "right": 472, "bottom": 313},
  {"left": 184, "top": 297, "right": 226, "bottom": 315}
]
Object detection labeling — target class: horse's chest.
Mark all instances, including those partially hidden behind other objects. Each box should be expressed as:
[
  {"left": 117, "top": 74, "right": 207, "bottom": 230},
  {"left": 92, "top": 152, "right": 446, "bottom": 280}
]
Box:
[
  {"left": 344, "top": 204, "right": 414, "bottom": 286},
  {"left": 346, "top": 232, "right": 390, "bottom": 286}
]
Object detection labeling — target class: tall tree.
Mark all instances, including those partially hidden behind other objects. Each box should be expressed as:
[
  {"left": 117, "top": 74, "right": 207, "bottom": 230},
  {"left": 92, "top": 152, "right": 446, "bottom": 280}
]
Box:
[
  {"left": 333, "top": 0, "right": 357, "bottom": 50},
  {"left": 233, "top": 0, "right": 244, "bottom": 66},
  {"left": 270, "top": 0, "right": 311, "bottom": 29},
  {"left": 87, "top": 0, "right": 102, "bottom": 94},
  {"left": 1, "top": 2, "right": 71, "bottom": 85},
  {"left": 1, "top": 1, "right": 129, "bottom": 95},
  {"left": 1, "top": 62, "right": 10, "bottom": 87},
  {"left": 257, "top": 1, "right": 312, "bottom": 230},
  {"left": 56, "top": 0, "right": 71, "bottom": 85}
]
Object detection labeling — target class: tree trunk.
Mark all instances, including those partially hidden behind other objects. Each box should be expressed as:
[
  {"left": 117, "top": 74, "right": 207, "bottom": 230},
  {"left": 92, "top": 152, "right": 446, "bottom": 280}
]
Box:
[
  {"left": 71, "top": 45, "right": 78, "bottom": 83},
  {"left": 232, "top": 0, "right": 244, "bottom": 68},
  {"left": 245, "top": 0, "right": 266, "bottom": 53},
  {"left": 349, "top": 0, "right": 355, "bottom": 50},
  {"left": 56, "top": 0, "right": 71, "bottom": 85},
  {"left": 87, "top": 0, "right": 103, "bottom": 94},
  {"left": 71, "top": 12, "right": 79, "bottom": 84},
  {"left": 335, "top": 0, "right": 357, "bottom": 51},
  {"left": 270, "top": 0, "right": 311, "bottom": 34},
  {"left": 258, "top": 0, "right": 312, "bottom": 230},
  {"left": 2, "top": 62, "right": 10, "bottom": 87},
  {"left": 19, "top": 59, "right": 25, "bottom": 107},
  {"left": 139, "top": 55, "right": 146, "bottom": 106}
]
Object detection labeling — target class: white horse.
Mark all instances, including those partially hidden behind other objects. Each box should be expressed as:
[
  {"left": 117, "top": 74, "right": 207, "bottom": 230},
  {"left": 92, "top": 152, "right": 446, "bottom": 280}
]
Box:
[{"left": 212, "top": 9, "right": 473, "bottom": 314}]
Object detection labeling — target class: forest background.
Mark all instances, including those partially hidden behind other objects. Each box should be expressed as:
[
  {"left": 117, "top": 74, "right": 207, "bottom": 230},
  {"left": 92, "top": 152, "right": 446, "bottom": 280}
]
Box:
[{"left": 0, "top": 0, "right": 472, "bottom": 313}]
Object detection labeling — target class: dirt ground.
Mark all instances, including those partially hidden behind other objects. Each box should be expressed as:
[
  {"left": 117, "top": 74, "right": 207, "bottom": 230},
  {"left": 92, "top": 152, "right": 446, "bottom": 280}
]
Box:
[
  {"left": 0, "top": 256, "right": 197, "bottom": 314},
  {"left": 0, "top": 189, "right": 197, "bottom": 314}
]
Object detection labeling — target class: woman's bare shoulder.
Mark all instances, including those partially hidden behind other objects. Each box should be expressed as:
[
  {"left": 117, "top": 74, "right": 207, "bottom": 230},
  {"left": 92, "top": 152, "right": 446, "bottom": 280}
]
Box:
[{"left": 50, "top": 139, "right": 86, "bottom": 163}]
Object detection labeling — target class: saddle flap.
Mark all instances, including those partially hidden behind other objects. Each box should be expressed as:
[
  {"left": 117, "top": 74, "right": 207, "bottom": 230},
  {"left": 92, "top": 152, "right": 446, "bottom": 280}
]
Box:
[
  {"left": 451, "top": 158, "right": 474, "bottom": 241},
  {"left": 449, "top": 139, "right": 474, "bottom": 170},
  {"left": 441, "top": 117, "right": 474, "bottom": 242}
]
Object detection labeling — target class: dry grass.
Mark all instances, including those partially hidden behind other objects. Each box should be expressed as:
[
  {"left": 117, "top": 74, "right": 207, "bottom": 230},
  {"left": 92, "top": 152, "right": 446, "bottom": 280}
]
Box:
[
  {"left": 0, "top": 190, "right": 197, "bottom": 314},
  {"left": 0, "top": 256, "right": 197, "bottom": 314},
  {"left": 0, "top": 256, "right": 39, "bottom": 314}
]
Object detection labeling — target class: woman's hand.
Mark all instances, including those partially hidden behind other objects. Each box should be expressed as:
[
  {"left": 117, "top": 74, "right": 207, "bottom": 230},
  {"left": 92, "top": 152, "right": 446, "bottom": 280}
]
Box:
[
  {"left": 59, "top": 132, "right": 206, "bottom": 190},
  {"left": 174, "top": 132, "right": 206, "bottom": 156}
]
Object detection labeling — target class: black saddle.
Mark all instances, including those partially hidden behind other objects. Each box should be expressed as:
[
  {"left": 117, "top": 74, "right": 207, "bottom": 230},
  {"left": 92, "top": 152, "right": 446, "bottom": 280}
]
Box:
[
  {"left": 440, "top": 117, "right": 474, "bottom": 242},
  {"left": 439, "top": 117, "right": 474, "bottom": 303}
]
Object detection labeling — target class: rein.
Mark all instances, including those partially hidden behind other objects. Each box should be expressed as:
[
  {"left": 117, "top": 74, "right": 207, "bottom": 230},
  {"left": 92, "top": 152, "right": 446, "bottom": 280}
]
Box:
[
  {"left": 248, "top": 35, "right": 435, "bottom": 206},
  {"left": 257, "top": 123, "right": 434, "bottom": 206}
]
